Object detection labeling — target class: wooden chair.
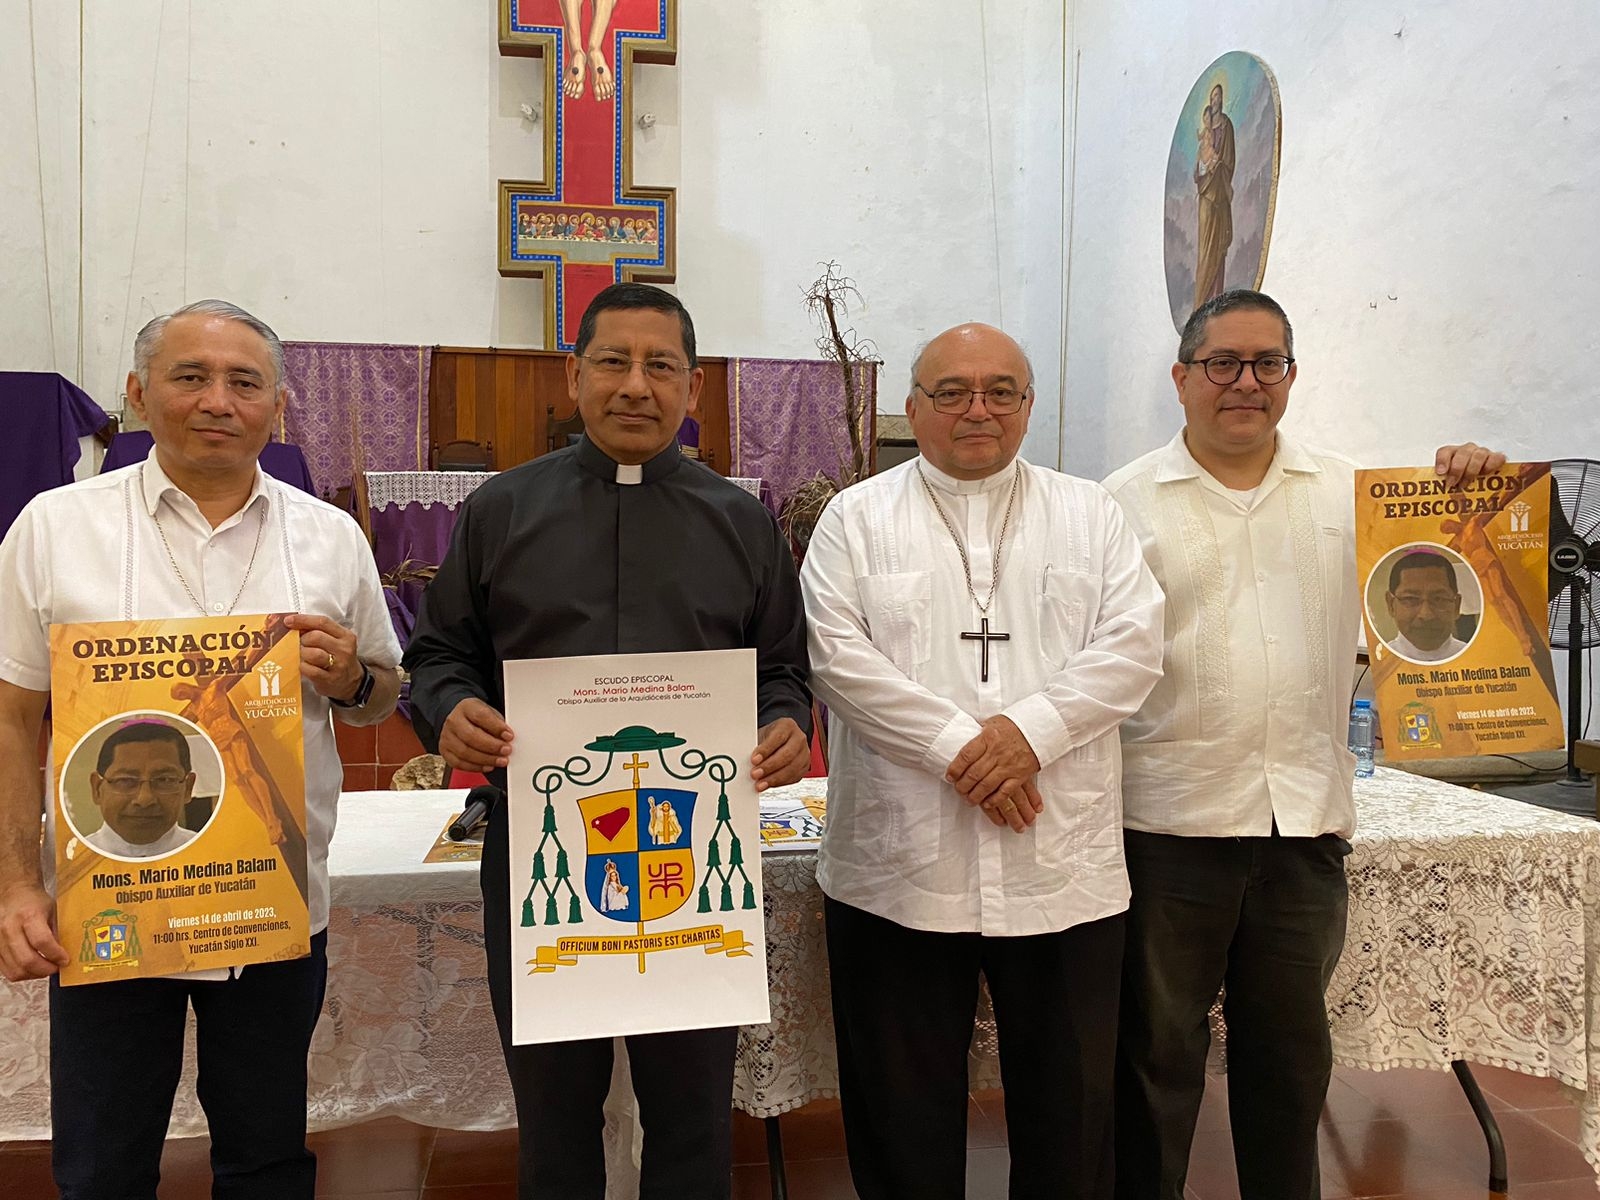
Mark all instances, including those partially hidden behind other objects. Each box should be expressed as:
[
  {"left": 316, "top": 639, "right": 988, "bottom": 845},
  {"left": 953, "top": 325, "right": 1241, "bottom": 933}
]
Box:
[
  {"left": 432, "top": 439, "right": 494, "bottom": 471},
  {"left": 545, "top": 406, "right": 585, "bottom": 456}
]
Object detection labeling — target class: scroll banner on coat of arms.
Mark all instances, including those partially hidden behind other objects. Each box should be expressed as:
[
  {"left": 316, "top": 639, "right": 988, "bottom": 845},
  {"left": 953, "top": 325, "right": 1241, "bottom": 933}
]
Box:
[
  {"left": 503, "top": 648, "right": 766, "bottom": 1044},
  {"left": 1355, "top": 464, "right": 1563, "bottom": 760},
  {"left": 49, "top": 615, "right": 310, "bottom": 985}
]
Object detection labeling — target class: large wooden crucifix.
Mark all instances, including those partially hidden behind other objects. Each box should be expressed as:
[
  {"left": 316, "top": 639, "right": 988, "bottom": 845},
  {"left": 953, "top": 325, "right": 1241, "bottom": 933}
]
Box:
[{"left": 497, "top": 0, "right": 678, "bottom": 351}]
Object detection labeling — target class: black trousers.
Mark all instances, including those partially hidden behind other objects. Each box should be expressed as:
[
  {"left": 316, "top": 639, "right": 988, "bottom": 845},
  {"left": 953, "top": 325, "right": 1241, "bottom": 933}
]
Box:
[
  {"left": 49, "top": 930, "right": 329, "bottom": 1200},
  {"left": 481, "top": 798, "right": 736, "bottom": 1200},
  {"left": 824, "top": 895, "right": 1125, "bottom": 1200},
  {"left": 1114, "top": 830, "right": 1350, "bottom": 1200}
]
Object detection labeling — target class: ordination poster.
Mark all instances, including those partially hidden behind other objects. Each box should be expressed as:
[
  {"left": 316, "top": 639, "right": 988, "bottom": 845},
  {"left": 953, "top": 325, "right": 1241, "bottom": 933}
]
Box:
[
  {"left": 1355, "top": 464, "right": 1563, "bottom": 760},
  {"left": 503, "top": 648, "right": 768, "bottom": 1045},
  {"left": 50, "top": 615, "right": 309, "bottom": 985}
]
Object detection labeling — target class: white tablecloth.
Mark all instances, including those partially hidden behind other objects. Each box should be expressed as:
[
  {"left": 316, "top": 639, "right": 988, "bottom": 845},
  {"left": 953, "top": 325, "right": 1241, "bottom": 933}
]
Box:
[
  {"left": 6, "top": 771, "right": 1600, "bottom": 1180},
  {"left": 364, "top": 470, "right": 495, "bottom": 511}
]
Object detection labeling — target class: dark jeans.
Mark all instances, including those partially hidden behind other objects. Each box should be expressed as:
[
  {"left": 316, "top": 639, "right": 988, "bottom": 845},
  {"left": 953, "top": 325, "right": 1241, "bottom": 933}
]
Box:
[
  {"left": 481, "top": 798, "right": 736, "bottom": 1200},
  {"left": 825, "top": 895, "right": 1125, "bottom": 1200},
  {"left": 1115, "top": 830, "right": 1350, "bottom": 1200},
  {"left": 50, "top": 930, "right": 329, "bottom": 1200}
]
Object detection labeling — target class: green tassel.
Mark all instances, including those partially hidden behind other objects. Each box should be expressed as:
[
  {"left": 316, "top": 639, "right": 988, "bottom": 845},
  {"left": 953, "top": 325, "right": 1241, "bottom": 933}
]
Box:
[
  {"left": 542, "top": 802, "right": 558, "bottom": 834},
  {"left": 706, "top": 840, "right": 722, "bottom": 868},
  {"left": 568, "top": 895, "right": 583, "bottom": 923},
  {"left": 544, "top": 895, "right": 558, "bottom": 925},
  {"left": 531, "top": 852, "right": 546, "bottom": 883},
  {"left": 742, "top": 881, "right": 755, "bottom": 910},
  {"left": 698, "top": 885, "right": 711, "bottom": 913},
  {"left": 555, "top": 848, "right": 570, "bottom": 880},
  {"left": 521, "top": 898, "right": 535, "bottom": 927},
  {"left": 728, "top": 837, "right": 744, "bottom": 868},
  {"left": 720, "top": 882, "right": 733, "bottom": 911},
  {"left": 717, "top": 795, "right": 731, "bottom": 821}
]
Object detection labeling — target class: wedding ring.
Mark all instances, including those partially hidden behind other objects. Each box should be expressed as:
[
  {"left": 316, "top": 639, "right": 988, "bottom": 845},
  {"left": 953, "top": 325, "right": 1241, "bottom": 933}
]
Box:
[{"left": 327, "top": 652, "right": 336, "bottom": 670}]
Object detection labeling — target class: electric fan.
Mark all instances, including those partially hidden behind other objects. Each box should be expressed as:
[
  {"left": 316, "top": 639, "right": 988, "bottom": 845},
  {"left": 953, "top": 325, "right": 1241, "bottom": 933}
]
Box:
[{"left": 1548, "top": 460, "right": 1600, "bottom": 783}]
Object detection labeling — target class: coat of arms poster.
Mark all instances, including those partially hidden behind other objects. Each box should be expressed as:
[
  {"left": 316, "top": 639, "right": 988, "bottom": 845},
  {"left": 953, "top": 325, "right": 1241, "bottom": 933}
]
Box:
[{"left": 503, "top": 648, "right": 767, "bottom": 1044}]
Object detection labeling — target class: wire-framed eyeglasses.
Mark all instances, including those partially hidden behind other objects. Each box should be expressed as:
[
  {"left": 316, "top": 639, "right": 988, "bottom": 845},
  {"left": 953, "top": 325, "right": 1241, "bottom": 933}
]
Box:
[{"left": 914, "top": 382, "right": 1032, "bottom": 415}]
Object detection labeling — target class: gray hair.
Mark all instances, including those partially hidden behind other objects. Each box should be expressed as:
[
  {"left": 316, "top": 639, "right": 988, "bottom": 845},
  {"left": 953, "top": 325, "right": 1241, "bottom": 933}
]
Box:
[
  {"left": 907, "top": 333, "right": 1036, "bottom": 395},
  {"left": 1177, "top": 289, "right": 1295, "bottom": 364},
  {"left": 133, "top": 299, "right": 286, "bottom": 390}
]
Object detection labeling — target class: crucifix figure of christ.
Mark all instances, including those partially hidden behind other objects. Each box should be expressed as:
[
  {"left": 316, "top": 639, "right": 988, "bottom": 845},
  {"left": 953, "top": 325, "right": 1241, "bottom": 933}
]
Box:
[
  {"left": 497, "top": 0, "right": 679, "bottom": 350},
  {"left": 623, "top": 752, "right": 650, "bottom": 789},
  {"left": 960, "top": 617, "right": 1010, "bottom": 684}
]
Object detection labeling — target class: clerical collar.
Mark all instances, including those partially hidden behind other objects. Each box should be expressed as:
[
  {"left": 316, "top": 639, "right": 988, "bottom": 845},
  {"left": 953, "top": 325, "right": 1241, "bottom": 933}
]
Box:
[
  {"left": 916, "top": 456, "right": 1020, "bottom": 497},
  {"left": 575, "top": 435, "right": 682, "bottom": 486}
]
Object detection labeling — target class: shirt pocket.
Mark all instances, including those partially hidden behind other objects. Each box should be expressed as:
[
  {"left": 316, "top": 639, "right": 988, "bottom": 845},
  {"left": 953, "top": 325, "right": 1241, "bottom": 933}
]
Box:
[
  {"left": 858, "top": 571, "right": 934, "bottom": 675},
  {"left": 1037, "top": 566, "right": 1100, "bottom": 661}
]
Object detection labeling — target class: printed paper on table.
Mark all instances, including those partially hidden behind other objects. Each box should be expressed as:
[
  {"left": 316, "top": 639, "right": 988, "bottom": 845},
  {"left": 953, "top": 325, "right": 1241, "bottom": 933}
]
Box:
[
  {"left": 504, "top": 648, "right": 767, "bottom": 1044},
  {"left": 1356, "top": 464, "right": 1563, "bottom": 760},
  {"left": 50, "top": 615, "right": 309, "bottom": 984}
]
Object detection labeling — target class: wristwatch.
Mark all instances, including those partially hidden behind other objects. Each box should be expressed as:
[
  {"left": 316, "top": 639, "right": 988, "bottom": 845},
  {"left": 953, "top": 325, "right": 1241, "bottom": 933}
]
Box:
[{"left": 331, "top": 662, "right": 375, "bottom": 709}]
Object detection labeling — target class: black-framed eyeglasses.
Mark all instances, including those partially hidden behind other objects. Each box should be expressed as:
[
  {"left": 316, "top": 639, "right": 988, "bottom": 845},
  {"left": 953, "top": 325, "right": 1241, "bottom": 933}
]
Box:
[
  {"left": 914, "top": 382, "right": 1032, "bottom": 415},
  {"left": 578, "top": 353, "right": 691, "bottom": 383},
  {"left": 1184, "top": 354, "right": 1294, "bottom": 386}
]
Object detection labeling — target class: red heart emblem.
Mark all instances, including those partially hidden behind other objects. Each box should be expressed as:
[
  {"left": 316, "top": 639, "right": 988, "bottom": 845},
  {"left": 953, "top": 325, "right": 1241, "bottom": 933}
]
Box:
[{"left": 590, "top": 806, "right": 630, "bottom": 841}]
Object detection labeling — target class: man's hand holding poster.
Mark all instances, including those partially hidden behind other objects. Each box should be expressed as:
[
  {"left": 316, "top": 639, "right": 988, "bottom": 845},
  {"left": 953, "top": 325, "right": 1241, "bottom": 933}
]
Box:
[
  {"left": 1356, "top": 464, "right": 1563, "bottom": 760},
  {"left": 50, "top": 614, "right": 309, "bottom": 984}
]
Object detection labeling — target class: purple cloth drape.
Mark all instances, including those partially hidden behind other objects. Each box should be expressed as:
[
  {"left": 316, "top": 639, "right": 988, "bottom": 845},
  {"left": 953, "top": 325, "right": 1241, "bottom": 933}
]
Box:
[
  {"left": 728, "top": 358, "right": 877, "bottom": 514},
  {"left": 100, "top": 432, "right": 317, "bottom": 495},
  {"left": 281, "top": 343, "right": 433, "bottom": 498},
  {"left": 0, "top": 371, "right": 110, "bottom": 542}
]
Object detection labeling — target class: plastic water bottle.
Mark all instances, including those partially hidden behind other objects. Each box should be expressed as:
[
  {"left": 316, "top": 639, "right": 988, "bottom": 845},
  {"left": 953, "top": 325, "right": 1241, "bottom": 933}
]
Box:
[{"left": 1348, "top": 700, "right": 1376, "bottom": 779}]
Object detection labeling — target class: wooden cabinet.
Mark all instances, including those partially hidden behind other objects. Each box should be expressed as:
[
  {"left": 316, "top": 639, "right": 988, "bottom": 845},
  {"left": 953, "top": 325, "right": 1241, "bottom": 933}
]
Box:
[{"left": 428, "top": 347, "right": 732, "bottom": 474}]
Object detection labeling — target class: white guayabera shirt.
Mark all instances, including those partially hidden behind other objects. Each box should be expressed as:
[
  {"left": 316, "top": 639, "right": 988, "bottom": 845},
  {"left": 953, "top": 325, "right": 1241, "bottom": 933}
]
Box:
[
  {"left": 1103, "top": 431, "right": 1361, "bottom": 840},
  {"left": 799, "top": 456, "right": 1165, "bottom": 936}
]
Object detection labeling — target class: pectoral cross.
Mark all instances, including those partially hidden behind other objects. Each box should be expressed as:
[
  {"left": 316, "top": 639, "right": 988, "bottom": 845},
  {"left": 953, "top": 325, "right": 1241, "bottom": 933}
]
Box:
[
  {"left": 623, "top": 753, "right": 650, "bottom": 789},
  {"left": 960, "top": 618, "right": 1010, "bottom": 683}
]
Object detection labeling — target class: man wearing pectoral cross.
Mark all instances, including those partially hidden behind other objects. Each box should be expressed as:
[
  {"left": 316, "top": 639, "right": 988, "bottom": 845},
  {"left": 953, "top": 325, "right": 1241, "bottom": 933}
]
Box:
[{"left": 799, "top": 323, "right": 1166, "bottom": 1199}]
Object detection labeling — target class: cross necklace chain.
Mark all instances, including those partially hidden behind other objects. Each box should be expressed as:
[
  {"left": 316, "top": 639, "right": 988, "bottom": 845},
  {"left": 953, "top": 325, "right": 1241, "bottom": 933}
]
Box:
[
  {"left": 916, "top": 463, "right": 1019, "bottom": 683},
  {"left": 153, "top": 503, "right": 269, "bottom": 618}
]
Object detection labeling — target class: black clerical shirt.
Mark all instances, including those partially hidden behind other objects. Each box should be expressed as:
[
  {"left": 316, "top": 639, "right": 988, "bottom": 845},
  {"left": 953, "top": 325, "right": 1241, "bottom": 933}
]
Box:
[{"left": 404, "top": 436, "right": 812, "bottom": 768}]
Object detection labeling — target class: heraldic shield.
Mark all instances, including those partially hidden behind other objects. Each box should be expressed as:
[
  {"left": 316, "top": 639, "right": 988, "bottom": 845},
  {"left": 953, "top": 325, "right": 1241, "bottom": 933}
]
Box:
[{"left": 580, "top": 786, "right": 698, "bottom": 924}]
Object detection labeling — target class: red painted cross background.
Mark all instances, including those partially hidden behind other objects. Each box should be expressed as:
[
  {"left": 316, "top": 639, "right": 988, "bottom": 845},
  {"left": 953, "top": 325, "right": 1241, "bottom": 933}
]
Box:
[{"left": 498, "top": 0, "right": 679, "bottom": 350}]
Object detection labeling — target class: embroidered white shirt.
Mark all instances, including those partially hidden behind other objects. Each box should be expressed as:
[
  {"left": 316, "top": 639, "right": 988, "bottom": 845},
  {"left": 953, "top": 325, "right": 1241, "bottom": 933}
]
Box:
[
  {"left": 0, "top": 454, "right": 403, "bottom": 946},
  {"left": 799, "top": 457, "right": 1165, "bottom": 935},
  {"left": 1103, "top": 431, "right": 1361, "bottom": 839}
]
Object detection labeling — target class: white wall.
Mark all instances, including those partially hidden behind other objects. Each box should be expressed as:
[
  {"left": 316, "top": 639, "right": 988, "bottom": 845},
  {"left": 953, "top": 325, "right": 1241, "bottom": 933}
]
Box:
[
  {"left": 0, "top": 0, "right": 1065, "bottom": 464},
  {"left": 1061, "top": 0, "right": 1600, "bottom": 749}
]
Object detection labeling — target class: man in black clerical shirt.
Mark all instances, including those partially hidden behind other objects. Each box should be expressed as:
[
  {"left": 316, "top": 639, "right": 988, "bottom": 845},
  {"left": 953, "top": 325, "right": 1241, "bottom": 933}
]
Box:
[{"left": 405, "top": 283, "right": 813, "bottom": 1200}]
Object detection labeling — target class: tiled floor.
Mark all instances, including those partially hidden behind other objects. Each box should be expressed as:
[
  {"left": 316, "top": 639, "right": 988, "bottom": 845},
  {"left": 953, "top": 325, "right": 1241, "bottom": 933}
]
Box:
[{"left": 3, "top": 1064, "right": 1595, "bottom": 1198}]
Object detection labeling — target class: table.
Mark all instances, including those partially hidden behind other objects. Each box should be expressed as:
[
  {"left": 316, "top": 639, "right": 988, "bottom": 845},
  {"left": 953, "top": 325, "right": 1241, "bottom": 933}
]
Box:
[
  {"left": 1577, "top": 740, "right": 1600, "bottom": 817},
  {"left": 7, "top": 772, "right": 1600, "bottom": 1188}
]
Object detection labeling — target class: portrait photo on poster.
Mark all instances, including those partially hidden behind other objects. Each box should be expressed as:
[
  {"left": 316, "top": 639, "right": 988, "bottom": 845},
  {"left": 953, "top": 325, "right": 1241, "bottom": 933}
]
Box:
[
  {"left": 59, "top": 711, "right": 226, "bottom": 863},
  {"left": 1163, "top": 50, "right": 1282, "bottom": 333},
  {"left": 1364, "top": 543, "right": 1485, "bottom": 666}
]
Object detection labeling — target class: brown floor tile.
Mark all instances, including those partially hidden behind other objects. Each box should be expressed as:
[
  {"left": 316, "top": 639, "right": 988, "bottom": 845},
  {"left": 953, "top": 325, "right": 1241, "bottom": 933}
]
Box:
[
  {"left": 1336, "top": 1065, "right": 1493, "bottom": 1120},
  {"left": 341, "top": 765, "right": 379, "bottom": 793},
  {"left": 1507, "top": 1179, "right": 1600, "bottom": 1198},
  {"left": 757, "top": 1100, "right": 849, "bottom": 1163},
  {"left": 309, "top": 1120, "right": 433, "bottom": 1195},
  {"left": 1323, "top": 1110, "right": 1589, "bottom": 1197},
  {"left": 376, "top": 764, "right": 400, "bottom": 790},
  {"left": 1469, "top": 1063, "right": 1572, "bottom": 1110},
  {"left": 424, "top": 1127, "right": 519, "bottom": 1186},
  {"left": 419, "top": 1185, "right": 518, "bottom": 1199},
  {"left": 733, "top": 1154, "right": 857, "bottom": 1199},
  {"left": 1525, "top": 1103, "right": 1585, "bottom": 1147},
  {"left": 0, "top": 1141, "right": 56, "bottom": 1198},
  {"left": 967, "top": 1093, "right": 1006, "bottom": 1150},
  {"left": 155, "top": 1136, "right": 216, "bottom": 1200},
  {"left": 731, "top": 1111, "right": 771, "bottom": 1166}
]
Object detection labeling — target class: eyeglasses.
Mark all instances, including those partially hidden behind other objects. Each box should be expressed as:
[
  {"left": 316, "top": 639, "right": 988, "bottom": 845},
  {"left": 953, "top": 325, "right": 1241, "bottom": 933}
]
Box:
[
  {"left": 1390, "top": 591, "right": 1458, "bottom": 612},
  {"left": 914, "top": 383, "right": 1032, "bottom": 415},
  {"left": 1184, "top": 355, "right": 1294, "bottom": 386},
  {"left": 100, "top": 772, "right": 189, "bottom": 798},
  {"left": 579, "top": 353, "right": 691, "bottom": 383}
]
